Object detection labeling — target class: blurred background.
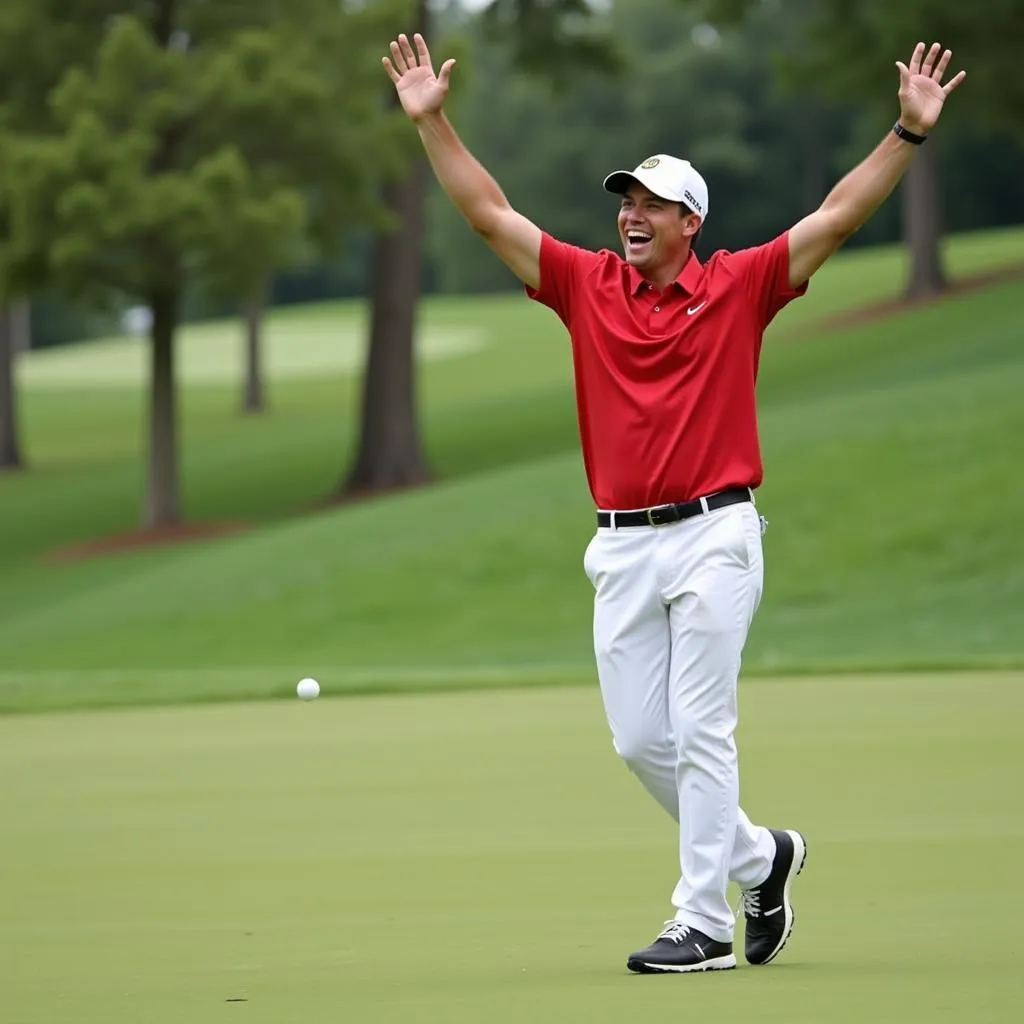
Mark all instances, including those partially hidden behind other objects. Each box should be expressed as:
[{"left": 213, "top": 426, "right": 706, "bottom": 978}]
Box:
[{"left": 0, "top": 0, "right": 1021, "bottom": 706}]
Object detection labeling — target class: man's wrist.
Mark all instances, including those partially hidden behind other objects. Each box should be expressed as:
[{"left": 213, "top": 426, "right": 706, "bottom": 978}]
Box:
[
  {"left": 414, "top": 109, "right": 447, "bottom": 129},
  {"left": 414, "top": 110, "right": 451, "bottom": 145},
  {"left": 893, "top": 120, "right": 928, "bottom": 144}
]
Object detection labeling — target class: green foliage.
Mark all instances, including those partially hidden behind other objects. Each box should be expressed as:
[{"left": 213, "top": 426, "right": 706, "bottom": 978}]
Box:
[
  {"left": 1, "top": 0, "right": 412, "bottom": 309},
  {"left": 698, "top": 0, "right": 1024, "bottom": 138},
  {"left": 482, "top": 0, "right": 623, "bottom": 83}
]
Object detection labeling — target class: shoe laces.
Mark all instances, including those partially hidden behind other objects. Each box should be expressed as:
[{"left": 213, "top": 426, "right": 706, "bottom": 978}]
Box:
[
  {"left": 738, "top": 888, "right": 761, "bottom": 918},
  {"left": 657, "top": 920, "right": 691, "bottom": 944}
]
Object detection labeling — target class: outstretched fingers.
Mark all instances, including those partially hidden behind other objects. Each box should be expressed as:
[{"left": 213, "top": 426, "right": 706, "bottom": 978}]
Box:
[
  {"left": 930, "top": 46, "right": 966, "bottom": 94},
  {"left": 920, "top": 41, "right": 941, "bottom": 77},
  {"left": 414, "top": 33, "right": 434, "bottom": 72},
  {"left": 398, "top": 33, "right": 418, "bottom": 69},
  {"left": 389, "top": 39, "right": 409, "bottom": 74},
  {"left": 437, "top": 58, "right": 456, "bottom": 88},
  {"left": 902, "top": 41, "right": 966, "bottom": 96},
  {"left": 943, "top": 69, "right": 967, "bottom": 95},
  {"left": 932, "top": 47, "right": 952, "bottom": 81},
  {"left": 908, "top": 41, "right": 925, "bottom": 76},
  {"left": 384, "top": 31, "right": 455, "bottom": 91}
]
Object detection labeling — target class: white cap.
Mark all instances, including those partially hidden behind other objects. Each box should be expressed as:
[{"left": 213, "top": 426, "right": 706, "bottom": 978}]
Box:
[{"left": 603, "top": 154, "right": 709, "bottom": 220}]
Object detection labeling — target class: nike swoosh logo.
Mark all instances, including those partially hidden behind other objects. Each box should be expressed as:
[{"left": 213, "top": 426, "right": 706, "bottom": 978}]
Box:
[
  {"left": 764, "top": 906, "right": 784, "bottom": 916},
  {"left": 687, "top": 301, "right": 707, "bottom": 315}
]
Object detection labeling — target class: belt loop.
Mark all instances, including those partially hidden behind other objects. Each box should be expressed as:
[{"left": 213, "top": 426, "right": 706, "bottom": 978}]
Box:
[
  {"left": 610, "top": 510, "right": 617, "bottom": 531},
  {"left": 748, "top": 487, "right": 756, "bottom": 506},
  {"left": 699, "top": 495, "right": 709, "bottom": 515}
]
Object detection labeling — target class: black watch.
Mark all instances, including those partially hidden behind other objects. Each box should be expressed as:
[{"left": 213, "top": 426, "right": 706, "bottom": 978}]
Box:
[{"left": 893, "top": 121, "right": 928, "bottom": 145}]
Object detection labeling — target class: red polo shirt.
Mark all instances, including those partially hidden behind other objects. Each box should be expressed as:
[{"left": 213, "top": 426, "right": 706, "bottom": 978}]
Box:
[{"left": 526, "top": 231, "right": 807, "bottom": 510}]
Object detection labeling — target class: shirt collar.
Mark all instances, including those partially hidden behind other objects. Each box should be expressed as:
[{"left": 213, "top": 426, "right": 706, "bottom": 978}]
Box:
[{"left": 628, "top": 250, "right": 703, "bottom": 297}]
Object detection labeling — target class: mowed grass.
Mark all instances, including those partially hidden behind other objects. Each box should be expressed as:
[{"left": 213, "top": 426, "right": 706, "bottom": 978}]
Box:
[
  {"left": 2, "top": 675, "right": 1022, "bottom": 1024},
  {"left": 0, "top": 228, "right": 1022, "bottom": 712}
]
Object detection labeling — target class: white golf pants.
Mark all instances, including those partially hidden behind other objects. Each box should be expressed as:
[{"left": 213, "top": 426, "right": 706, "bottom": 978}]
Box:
[{"left": 583, "top": 500, "right": 776, "bottom": 943}]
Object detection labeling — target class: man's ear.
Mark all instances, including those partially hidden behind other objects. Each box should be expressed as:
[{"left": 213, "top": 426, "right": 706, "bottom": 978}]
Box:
[{"left": 678, "top": 206, "right": 701, "bottom": 235}]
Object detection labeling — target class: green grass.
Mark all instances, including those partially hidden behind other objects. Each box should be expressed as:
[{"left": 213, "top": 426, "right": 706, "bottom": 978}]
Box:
[
  {"left": 2, "top": 675, "right": 1022, "bottom": 1023},
  {"left": 0, "top": 227, "right": 1022, "bottom": 713},
  {"left": 19, "top": 305, "right": 486, "bottom": 388}
]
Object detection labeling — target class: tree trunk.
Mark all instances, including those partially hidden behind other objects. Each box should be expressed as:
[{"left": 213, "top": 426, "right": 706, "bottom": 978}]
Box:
[
  {"left": 901, "top": 144, "right": 947, "bottom": 298},
  {"left": 0, "top": 306, "right": 25, "bottom": 472},
  {"left": 10, "top": 300, "right": 31, "bottom": 352},
  {"left": 341, "top": 0, "right": 432, "bottom": 496},
  {"left": 241, "top": 285, "right": 267, "bottom": 415},
  {"left": 144, "top": 287, "right": 182, "bottom": 528}
]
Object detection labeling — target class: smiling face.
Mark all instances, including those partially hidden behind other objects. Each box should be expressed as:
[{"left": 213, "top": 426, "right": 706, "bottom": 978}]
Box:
[{"left": 617, "top": 182, "right": 702, "bottom": 287}]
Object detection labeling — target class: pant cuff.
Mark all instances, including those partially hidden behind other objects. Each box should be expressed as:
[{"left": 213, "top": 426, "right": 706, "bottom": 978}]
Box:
[{"left": 673, "top": 910, "right": 733, "bottom": 945}]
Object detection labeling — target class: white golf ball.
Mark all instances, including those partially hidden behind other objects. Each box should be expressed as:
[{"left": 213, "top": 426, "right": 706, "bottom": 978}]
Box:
[{"left": 296, "top": 677, "right": 320, "bottom": 701}]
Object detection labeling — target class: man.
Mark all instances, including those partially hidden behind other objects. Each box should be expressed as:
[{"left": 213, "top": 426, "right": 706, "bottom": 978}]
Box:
[{"left": 383, "top": 34, "right": 964, "bottom": 973}]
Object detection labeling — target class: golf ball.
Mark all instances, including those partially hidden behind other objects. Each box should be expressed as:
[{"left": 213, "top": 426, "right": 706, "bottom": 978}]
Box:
[{"left": 296, "top": 677, "right": 320, "bottom": 701}]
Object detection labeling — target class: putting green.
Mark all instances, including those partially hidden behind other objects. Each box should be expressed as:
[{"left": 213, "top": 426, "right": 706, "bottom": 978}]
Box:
[{"left": 2, "top": 673, "right": 1020, "bottom": 1023}]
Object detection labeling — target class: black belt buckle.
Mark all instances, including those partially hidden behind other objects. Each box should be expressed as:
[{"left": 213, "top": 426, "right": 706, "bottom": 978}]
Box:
[{"left": 646, "top": 504, "right": 680, "bottom": 526}]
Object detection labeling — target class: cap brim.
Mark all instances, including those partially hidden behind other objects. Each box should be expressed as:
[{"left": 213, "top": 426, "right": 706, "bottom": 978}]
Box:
[
  {"left": 603, "top": 170, "right": 647, "bottom": 196},
  {"left": 605, "top": 169, "right": 684, "bottom": 202},
  {"left": 602, "top": 169, "right": 700, "bottom": 214}
]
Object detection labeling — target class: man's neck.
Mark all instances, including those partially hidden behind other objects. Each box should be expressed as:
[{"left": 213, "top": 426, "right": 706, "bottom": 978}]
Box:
[{"left": 641, "top": 248, "right": 692, "bottom": 291}]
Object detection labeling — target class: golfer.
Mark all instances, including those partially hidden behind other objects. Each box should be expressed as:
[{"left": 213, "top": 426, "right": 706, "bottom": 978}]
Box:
[{"left": 383, "top": 33, "right": 964, "bottom": 973}]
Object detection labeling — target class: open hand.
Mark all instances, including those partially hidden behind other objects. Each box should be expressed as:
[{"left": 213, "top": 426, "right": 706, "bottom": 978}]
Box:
[
  {"left": 896, "top": 42, "right": 966, "bottom": 135},
  {"left": 383, "top": 33, "right": 456, "bottom": 123}
]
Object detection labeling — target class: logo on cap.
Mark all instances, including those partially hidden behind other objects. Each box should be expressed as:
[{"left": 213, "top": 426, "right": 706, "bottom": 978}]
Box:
[
  {"left": 683, "top": 189, "right": 702, "bottom": 213},
  {"left": 640, "top": 157, "right": 660, "bottom": 169}
]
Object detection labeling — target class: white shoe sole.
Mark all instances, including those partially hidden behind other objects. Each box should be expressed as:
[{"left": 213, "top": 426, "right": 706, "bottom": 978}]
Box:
[
  {"left": 758, "top": 829, "right": 807, "bottom": 966},
  {"left": 628, "top": 953, "right": 737, "bottom": 974}
]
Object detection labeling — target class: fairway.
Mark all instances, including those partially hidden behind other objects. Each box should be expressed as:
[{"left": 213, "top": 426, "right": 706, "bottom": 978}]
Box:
[
  {"left": 2, "top": 674, "right": 1022, "bottom": 1024},
  {"left": 18, "top": 310, "right": 486, "bottom": 389}
]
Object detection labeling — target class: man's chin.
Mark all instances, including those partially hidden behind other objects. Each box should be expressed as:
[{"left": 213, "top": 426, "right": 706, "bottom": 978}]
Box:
[{"left": 623, "top": 249, "right": 652, "bottom": 267}]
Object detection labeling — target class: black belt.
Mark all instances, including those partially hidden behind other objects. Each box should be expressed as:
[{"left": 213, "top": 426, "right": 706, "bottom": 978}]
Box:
[{"left": 596, "top": 487, "right": 752, "bottom": 528}]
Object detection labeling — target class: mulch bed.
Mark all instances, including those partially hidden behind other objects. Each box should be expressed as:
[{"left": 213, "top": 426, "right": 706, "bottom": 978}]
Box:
[{"left": 44, "top": 521, "right": 250, "bottom": 564}]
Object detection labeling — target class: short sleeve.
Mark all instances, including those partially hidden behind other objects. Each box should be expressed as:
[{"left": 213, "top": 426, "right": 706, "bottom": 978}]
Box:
[
  {"left": 727, "top": 230, "right": 808, "bottom": 328},
  {"left": 524, "top": 232, "right": 599, "bottom": 328}
]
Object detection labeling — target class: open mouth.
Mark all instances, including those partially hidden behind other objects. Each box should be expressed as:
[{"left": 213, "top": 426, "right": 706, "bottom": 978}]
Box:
[{"left": 626, "top": 230, "right": 653, "bottom": 255}]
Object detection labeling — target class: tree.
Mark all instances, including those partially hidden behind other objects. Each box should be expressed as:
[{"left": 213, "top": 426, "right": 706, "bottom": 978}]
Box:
[
  {"left": 0, "top": 305, "right": 23, "bottom": 471},
  {"left": 241, "top": 284, "right": 269, "bottom": 415},
  {"left": 343, "top": 0, "right": 432, "bottom": 496},
  {"left": 340, "top": 0, "right": 619, "bottom": 498},
  {"left": 4, "top": 0, "right": 407, "bottom": 528},
  {"left": 227, "top": 10, "right": 415, "bottom": 420},
  {"left": 696, "top": 0, "right": 1023, "bottom": 296},
  {"left": 0, "top": 201, "right": 24, "bottom": 470},
  {"left": 0, "top": 6, "right": 114, "bottom": 475}
]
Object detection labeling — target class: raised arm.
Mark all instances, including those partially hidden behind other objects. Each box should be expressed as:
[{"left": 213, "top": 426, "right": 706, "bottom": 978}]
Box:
[
  {"left": 787, "top": 41, "right": 966, "bottom": 290},
  {"left": 383, "top": 33, "right": 542, "bottom": 290}
]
